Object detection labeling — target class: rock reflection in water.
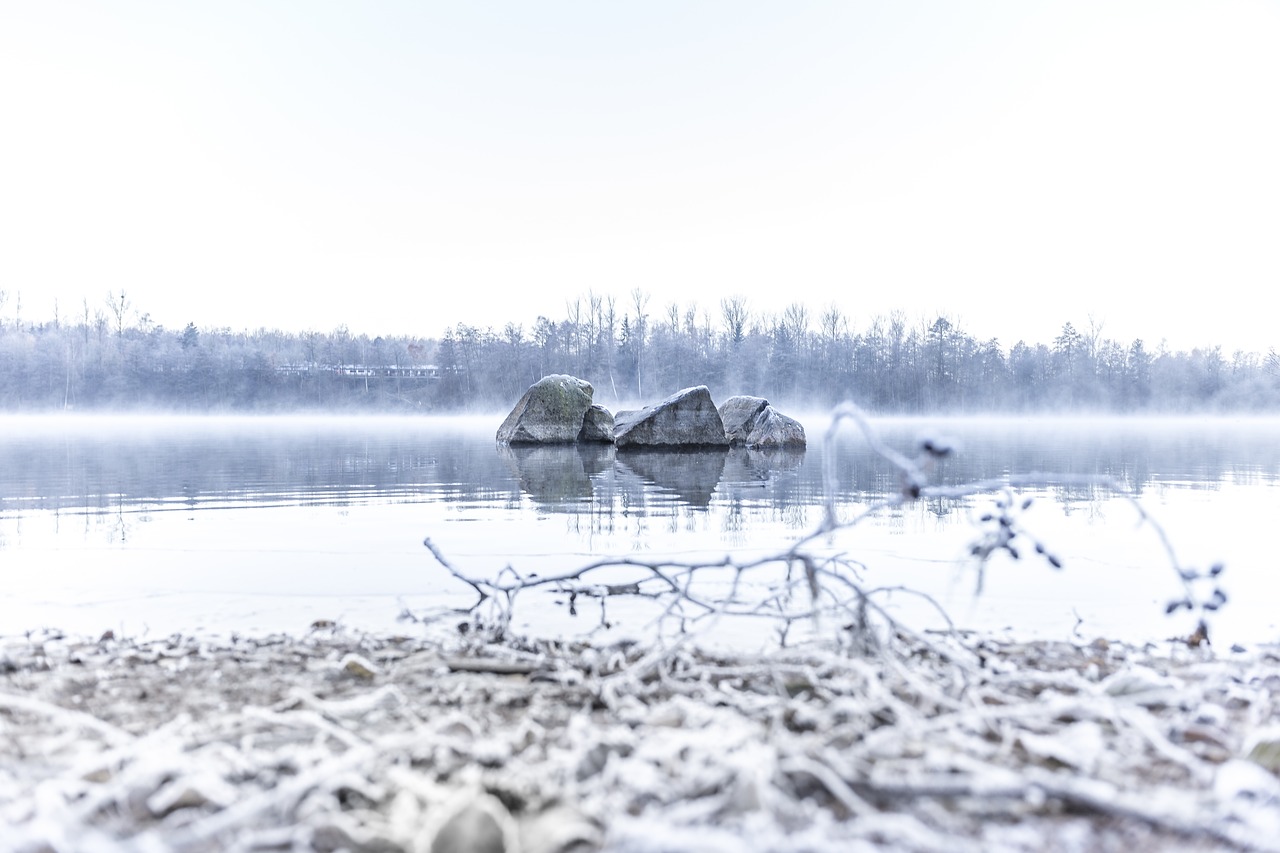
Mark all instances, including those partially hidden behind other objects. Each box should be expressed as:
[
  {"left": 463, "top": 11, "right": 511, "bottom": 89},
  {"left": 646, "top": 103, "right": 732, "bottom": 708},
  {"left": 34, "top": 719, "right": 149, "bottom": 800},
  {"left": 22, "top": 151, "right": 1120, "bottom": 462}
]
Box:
[
  {"left": 720, "top": 447, "right": 806, "bottom": 488},
  {"left": 718, "top": 447, "right": 811, "bottom": 540},
  {"left": 614, "top": 448, "right": 729, "bottom": 507},
  {"left": 499, "top": 444, "right": 808, "bottom": 511},
  {"left": 575, "top": 443, "right": 615, "bottom": 477},
  {"left": 496, "top": 444, "right": 617, "bottom": 508}
]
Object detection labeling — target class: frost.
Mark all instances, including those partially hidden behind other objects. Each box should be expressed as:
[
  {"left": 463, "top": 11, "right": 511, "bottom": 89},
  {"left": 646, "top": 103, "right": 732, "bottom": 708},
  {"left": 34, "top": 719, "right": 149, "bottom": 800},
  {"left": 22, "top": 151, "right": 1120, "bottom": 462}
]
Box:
[
  {"left": 339, "top": 652, "right": 379, "bottom": 680},
  {"left": 1214, "top": 760, "right": 1280, "bottom": 842},
  {"left": 146, "top": 771, "right": 238, "bottom": 816},
  {"left": 4, "top": 407, "right": 1262, "bottom": 852},
  {"left": 1099, "top": 666, "right": 1184, "bottom": 704},
  {"left": 2, "top": 630, "right": 1277, "bottom": 851},
  {"left": 1244, "top": 724, "right": 1280, "bottom": 773},
  {"left": 1017, "top": 721, "right": 1106, "bottom": 772}
]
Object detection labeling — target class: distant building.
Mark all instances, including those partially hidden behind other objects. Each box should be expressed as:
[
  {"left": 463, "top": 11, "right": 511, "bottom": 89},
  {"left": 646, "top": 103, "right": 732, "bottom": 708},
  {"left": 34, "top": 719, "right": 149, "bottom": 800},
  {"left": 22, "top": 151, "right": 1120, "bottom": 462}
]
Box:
[{"left": 274, "top": 364, "right": 460, "bottom": 379}]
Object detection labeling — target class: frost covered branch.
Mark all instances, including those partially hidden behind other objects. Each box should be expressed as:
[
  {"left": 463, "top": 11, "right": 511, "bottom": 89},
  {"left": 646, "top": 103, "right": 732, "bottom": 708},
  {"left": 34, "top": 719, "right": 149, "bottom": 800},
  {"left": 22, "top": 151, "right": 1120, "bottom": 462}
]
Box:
[
  {"left": 3, "top": 614, "right": 1276, "bottom": 851},
  {"left": 423, "top": 403, "right": 1228, "bottom": 651}
]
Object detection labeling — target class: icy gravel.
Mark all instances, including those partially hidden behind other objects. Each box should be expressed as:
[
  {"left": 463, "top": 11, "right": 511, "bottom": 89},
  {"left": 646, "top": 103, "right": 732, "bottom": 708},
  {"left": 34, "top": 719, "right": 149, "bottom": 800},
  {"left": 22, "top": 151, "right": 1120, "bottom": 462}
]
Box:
[{"left": 2, "top": 626, "right": 1278, "bottom": 852}]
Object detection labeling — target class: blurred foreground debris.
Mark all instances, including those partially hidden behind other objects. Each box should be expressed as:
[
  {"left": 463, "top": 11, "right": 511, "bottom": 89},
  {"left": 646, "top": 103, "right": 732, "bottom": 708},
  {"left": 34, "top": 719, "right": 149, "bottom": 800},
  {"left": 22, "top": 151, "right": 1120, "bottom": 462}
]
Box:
[{"left": 1, "top": 628, "right": 1278, "bottom": 852}]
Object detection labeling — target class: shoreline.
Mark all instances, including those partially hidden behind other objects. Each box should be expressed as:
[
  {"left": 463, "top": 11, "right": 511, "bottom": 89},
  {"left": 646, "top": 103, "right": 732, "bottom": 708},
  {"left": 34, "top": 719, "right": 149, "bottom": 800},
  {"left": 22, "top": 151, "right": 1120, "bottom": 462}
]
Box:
[{"left": 3, "top": 626, "right": 1278, "bottom": 852}]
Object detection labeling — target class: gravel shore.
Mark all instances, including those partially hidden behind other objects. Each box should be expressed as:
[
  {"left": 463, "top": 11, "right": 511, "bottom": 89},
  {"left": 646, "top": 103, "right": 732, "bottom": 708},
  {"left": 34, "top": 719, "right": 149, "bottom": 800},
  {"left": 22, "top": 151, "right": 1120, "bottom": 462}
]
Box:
[{"left": 3, "top": 626, "right": 1278, "bottom": 852}]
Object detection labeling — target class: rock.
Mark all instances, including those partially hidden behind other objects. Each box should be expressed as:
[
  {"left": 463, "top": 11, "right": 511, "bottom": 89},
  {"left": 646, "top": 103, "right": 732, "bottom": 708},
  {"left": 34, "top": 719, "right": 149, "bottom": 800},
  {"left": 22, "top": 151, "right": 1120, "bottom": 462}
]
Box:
[
  {"left": 746, "top": 406, "right": 806, "bottom": 449},
  {"left": 429, "top": 794, "right": 518, "bottom": 853},
  {"left": 147, "top": 772, "right": 238, "bottom": 816},
  {"left": 718, "top": 396, "right": 770, "bottom": 444},
  {"left": 1017, "top": 721, "right": 1105, "bottom": 772},
  {"left": 718, "top": 395, "right": 807, "bottom": 449},
  {"left": 1215, "top": 758, "right": 1280, "bottom": 809},
  {"left": 340, "top": 652, "right": 378, "bottom": 680},
  {"left": 614, "top": 386, "right": 729, "bottom": 449},
  {"left": 1100, "top": 666, "right": 1183, "bottom": 707},
  {"left": 577, "top": 404, "right": 615, "bottom": 443},
  {"left": 1245, "top": 725, "right": 1280, "bottom": 772},
  {"left": 520, "top": 805, "right": 603, "bottom": 853},
  {"left": 497, "top": 375, "right": 595, "bottom": 444}
]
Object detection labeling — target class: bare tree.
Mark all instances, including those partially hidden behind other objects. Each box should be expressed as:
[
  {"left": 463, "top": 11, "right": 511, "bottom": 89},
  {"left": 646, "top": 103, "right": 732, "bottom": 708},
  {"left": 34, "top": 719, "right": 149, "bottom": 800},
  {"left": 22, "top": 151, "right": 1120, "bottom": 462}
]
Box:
[
  {"left": 819, "top": 304, "right": 846, "bottom": 346},
  {"left": 783, "top": 302, "right": 810, "bottom": 341},
  {"left": 721, "top": 296, "right": 748, "bottom": 350},
  {"left": 602, "top": 294, "right": 619, "bottom": 401},
  {"left": 630, "top": 288, "right": 649, "bottom": 398},
  {"left": 106, "top": 290, "right": 131, "bottom": 339},
  {"left": 565, "top": 297, "right": 583, "bottom": 375}
]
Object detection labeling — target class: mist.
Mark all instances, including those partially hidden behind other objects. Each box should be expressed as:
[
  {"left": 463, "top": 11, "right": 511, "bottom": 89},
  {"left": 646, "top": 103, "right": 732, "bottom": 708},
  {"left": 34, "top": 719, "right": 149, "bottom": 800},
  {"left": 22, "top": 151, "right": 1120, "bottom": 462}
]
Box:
[{"left": 1, "top": 293, "right": 1276, "bottom": 415}]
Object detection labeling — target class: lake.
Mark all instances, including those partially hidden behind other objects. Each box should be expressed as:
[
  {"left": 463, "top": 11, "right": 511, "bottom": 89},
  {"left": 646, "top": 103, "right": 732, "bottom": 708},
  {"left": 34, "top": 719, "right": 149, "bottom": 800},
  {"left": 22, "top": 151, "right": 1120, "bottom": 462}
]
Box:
[{"left": 1, "top": 414, "right": 1277, "bottom": 648}]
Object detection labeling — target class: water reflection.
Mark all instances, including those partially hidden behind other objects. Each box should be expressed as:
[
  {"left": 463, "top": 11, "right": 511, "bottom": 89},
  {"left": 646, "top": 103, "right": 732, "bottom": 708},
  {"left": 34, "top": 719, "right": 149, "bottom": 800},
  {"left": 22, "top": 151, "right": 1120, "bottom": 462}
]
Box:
[
  {"left": 497, "top": 444, "right": 782, "bottom": 514},
  {"left": 913, "top": 419, "right": 1280, "bottom": 494},
  {"left": 0, "top": 418, "right": 510, "bottom": 513},
  {"left": 614, "top": 449, "right": 729, "bottom": 507},
  {"left": 497, "top": 444, "right": 612, "bottom": 507},
  {"left": 2, "top": 415, "right": 1279, "bottom": 644},
  {"left": 1, "top": 416, "right": 1278, "bottom": 521},
  {"left": 721, "top": 446, "right": 805, "bottom": 485}
]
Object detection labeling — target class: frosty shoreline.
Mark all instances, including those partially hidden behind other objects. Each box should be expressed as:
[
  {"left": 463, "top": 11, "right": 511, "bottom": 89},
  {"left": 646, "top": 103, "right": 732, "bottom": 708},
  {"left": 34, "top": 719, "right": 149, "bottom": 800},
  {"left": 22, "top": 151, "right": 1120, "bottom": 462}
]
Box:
[{"left": 2, "top": 627, "right": 1278, "bottom": 853}]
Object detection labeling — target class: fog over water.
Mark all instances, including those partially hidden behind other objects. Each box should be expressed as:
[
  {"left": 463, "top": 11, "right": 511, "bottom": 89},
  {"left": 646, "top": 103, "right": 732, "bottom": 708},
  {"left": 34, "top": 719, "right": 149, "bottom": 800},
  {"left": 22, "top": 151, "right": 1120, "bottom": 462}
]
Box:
[{"left": 2, "top": 414, "right": 1277, "bottom": 648}]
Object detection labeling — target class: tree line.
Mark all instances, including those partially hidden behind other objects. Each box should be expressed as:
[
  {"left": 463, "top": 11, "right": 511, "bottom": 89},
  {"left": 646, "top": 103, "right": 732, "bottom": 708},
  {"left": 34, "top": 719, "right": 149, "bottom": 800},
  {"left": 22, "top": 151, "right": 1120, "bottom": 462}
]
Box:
[{"left": 0, "top": 289, "right": 1277, "bottom": 413}]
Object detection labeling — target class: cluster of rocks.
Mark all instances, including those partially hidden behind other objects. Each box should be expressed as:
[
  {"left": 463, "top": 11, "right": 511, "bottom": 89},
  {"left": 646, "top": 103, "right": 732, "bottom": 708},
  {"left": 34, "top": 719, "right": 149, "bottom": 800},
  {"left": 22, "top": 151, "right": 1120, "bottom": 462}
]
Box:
[{"left": 495, "top": 375, "right": 806, "bottom": 450}]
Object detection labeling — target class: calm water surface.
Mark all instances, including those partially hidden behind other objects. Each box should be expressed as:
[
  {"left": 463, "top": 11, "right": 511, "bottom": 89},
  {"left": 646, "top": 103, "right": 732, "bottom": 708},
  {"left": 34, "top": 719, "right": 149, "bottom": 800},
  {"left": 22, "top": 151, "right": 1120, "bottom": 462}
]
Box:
[{"left": 2, "top": 414, "right": 1277, "bottom": 647}]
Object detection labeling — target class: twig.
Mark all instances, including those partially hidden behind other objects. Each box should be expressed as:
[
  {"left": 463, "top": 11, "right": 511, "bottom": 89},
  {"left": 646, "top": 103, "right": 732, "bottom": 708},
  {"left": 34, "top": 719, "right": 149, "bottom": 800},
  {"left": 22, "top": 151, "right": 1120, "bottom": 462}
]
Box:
[{"left": 0, "top": 692, "right": 135, "bottom": 747}]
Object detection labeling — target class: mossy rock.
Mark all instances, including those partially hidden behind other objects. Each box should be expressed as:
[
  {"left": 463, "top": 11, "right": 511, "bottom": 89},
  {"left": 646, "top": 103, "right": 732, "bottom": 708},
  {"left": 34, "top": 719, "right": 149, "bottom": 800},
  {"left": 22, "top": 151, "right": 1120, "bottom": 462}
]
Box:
[{"left": 497, "top": 375, "right": 595, "bottom": 444}]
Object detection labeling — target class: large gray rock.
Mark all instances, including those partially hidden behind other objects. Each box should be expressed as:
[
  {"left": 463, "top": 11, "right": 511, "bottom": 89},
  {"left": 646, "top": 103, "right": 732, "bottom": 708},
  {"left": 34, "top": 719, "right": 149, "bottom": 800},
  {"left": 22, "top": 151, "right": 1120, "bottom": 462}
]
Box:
[
  {"left": 747, "top": 406, "right": 806, "bottom": 449},
  {"left": 718, "top": 395, "right": 807, "bottom": 449},
  {"left": 577, "top": 404, "right": 615, "bottom": 443},
  {"left": 614, "top": 386, "right": 729, "bottom": 449},
  {"left": 496, "top": 375, "right": 595, "bottom": 444},
  {"left": 719, "top": 396, "right": 770, "bottom": 444}
]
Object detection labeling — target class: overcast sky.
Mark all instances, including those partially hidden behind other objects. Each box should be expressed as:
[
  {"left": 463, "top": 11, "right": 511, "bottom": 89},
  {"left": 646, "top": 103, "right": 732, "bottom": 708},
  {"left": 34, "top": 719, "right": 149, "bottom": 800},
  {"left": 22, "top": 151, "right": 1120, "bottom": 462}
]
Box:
[{"left": 2, "top": 2, "right": 1277, "bottom": 353}]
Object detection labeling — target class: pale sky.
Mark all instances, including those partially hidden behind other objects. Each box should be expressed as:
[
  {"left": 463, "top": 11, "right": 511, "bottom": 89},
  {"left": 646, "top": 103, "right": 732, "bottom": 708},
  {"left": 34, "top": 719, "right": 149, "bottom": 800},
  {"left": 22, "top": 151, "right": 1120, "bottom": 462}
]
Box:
[{"left": 2, "top": 1, "right": 1277, "bottom": 353}]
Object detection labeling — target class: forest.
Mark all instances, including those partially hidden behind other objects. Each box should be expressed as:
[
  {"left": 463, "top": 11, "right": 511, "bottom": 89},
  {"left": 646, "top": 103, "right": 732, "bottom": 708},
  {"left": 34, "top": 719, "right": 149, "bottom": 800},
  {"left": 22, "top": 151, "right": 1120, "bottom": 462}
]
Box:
[{"left": 0, "top": 290, "right": 1277, "bottom": 413}]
